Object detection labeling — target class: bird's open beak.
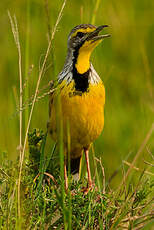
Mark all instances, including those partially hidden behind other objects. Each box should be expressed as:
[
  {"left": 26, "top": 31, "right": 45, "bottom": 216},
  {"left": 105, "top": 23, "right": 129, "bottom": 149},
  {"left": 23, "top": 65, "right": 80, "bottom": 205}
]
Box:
[{"left": 87, "top": 25, "right": 111, "bottom": 43}]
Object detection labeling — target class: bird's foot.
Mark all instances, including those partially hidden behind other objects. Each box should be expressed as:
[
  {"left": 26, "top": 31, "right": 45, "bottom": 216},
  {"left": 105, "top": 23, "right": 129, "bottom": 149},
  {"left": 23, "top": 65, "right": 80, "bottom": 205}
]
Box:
[{"left": 81, "top": 182, "right": 95, "bottom": 195}]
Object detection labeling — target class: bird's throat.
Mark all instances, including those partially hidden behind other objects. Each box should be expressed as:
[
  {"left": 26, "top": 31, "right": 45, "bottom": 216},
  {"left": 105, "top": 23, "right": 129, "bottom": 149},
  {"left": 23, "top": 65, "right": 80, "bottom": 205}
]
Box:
[
  {"left": 72, "top": 41, "right": 96, "bottom": 92},
  {"left": 75, "top": 51, "right": 91, "bottom": 74},
  {"left": 75, "top": 40, "right": 100, "bottom": 74}
]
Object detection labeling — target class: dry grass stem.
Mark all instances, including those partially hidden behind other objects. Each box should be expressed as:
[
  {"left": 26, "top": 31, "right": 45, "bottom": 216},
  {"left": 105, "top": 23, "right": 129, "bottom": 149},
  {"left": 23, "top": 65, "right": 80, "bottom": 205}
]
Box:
[
  {"left": 11, "top": 84, "right": 56, "bottom": 120},
  {"left": 8, "top": 12, "right": 23, "bottom": 221},
  {"left": 123, "top": 160, "right": 154, "bottom": 176},
  {"left": 21, "top": 87, "right": 56, "bottom": 112},
  {"left": 8, "top": 180, "right": 18, "bottom": 222},
  {"left": 91, "top": 0, "right": 101, "bottom": 24},
  {"left": 23, "top": 64, "right": 34, "bottom": 90},
  {"left": 140, "top": 43, "right": 153, "bottom": 99},
  {"left": 95, "top": 157, "right": 106, "bottom": 193},
  {"left": 146, "top": 147, "right": 154, "bottom": 160},
  {"left": 12, "top": 0, "right": 67, "bottom": 222},
  {"left": 143, "top": 160, "right": 154, "bottom": 167},
  {"left": 122, "top": 213, "right": 154, "bottom": 223},
  {"left": 44, "top": 0, "right": 52, "bottom": 42},
  {"left": 120, "top": 123, "right": 154, "bottom": 187},
  {"left": 80, "top": 6, "right": 83, "bottom": 23},
  {"left": 8, "top": 12, "right": 23, "bottom": 159}
]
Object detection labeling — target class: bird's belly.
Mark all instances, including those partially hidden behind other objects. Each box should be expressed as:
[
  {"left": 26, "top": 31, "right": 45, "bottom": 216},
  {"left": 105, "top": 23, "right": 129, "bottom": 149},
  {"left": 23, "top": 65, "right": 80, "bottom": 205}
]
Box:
[
  {"left": 62, "top": 82, "right": 105, "bottom": 157},
  {"left": 63, "top": 95, "right": 104, "bottom": 143},
  {"left": 49, "top": 81, "right": 105, "bottom": 158}
]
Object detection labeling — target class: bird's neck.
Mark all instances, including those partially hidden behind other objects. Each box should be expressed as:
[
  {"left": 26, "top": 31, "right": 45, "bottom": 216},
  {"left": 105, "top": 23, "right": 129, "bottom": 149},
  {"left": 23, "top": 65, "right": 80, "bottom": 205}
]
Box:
[
  {"left": 75, "top": 51, "right": 91, "bottom": 74},
  {"left": 73, "top": 44, "right": 93, "bottom": 74},
  {"left": 68, "top": 46, "right": 90, "bottom": 92}
]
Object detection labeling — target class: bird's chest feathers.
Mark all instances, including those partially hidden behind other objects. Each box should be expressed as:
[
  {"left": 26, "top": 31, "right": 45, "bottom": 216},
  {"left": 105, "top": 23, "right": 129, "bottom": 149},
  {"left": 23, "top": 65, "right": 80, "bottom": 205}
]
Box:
[{"left": 61, "top": 82, "right": 105, "bottom": 137}]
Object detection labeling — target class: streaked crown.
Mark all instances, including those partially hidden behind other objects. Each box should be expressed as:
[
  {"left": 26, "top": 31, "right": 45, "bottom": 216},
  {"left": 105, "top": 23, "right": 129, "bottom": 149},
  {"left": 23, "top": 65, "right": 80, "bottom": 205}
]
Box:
[{"left": 67, "top": 24, "right": 110, "bottom": 49}]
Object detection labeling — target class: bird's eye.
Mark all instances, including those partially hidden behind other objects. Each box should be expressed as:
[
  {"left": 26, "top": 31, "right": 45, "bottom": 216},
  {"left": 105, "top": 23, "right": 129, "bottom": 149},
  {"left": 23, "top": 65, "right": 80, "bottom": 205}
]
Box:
[{"left": 76, "top": 31, "right": 84, "bottom": 38}]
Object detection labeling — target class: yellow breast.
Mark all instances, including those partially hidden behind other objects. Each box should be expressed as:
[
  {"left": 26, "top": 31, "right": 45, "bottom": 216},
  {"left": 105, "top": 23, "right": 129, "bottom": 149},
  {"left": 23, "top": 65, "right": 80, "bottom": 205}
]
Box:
[{"left": 48, "top": 80, "right": 105, "bottom": 158}]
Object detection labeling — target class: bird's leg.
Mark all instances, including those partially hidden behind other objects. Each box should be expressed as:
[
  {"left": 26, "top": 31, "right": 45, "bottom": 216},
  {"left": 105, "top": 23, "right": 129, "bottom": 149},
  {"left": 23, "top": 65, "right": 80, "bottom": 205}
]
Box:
[
  {"left": 64, "top": 158, "right": 68, "bottom": 192},
  {"left": 84, "top": 148, "right": 92, "bottom": 189}
]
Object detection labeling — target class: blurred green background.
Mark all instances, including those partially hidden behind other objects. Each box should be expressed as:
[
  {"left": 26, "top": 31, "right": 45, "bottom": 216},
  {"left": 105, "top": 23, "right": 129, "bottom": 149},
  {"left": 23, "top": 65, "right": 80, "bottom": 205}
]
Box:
[{"left": 0, "top": 0, "right": 154, "bottom": 186}]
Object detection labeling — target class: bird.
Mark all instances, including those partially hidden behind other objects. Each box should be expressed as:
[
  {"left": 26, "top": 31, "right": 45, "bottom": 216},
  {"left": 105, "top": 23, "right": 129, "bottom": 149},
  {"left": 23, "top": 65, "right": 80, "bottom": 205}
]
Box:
[{"left": 47, "top": 24, "right": 110, "bottom": 191}]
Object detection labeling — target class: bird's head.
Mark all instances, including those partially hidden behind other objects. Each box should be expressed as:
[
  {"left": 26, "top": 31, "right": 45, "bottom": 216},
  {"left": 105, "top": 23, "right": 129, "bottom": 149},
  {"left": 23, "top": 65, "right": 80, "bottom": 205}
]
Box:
[{"left": 67, "top": 24, "right": 110, "bottom": 74}]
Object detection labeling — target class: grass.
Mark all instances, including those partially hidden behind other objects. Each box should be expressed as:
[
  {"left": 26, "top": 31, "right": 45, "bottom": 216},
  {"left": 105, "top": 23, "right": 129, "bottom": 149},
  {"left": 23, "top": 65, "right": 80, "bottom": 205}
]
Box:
[
  {"left": 0, "top": 0, "right": 154, "bottom": 229},
  {"left": 0, "top": 129, "right": 154, "bottom": 229}
]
